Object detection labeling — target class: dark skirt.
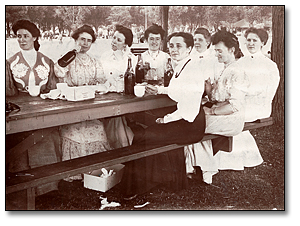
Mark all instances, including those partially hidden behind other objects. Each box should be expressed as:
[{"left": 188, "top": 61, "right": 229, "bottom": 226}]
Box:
[{"left": 120, "top": 107, "right": 205, "bottom": 196}]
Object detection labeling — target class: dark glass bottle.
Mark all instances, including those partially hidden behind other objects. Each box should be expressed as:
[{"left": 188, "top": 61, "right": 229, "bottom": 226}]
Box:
[
  {"left": 135, "top": 55, "right": 144, "bottom": 83},
  {"left": 124, "top": 57, "right": 135, "bottom": 95},
  {"left": 57, "top": 49, "right": 77, "bottom": 67},
  {"left": 164, "top": 58, "right": 174, "bottom": 87}
]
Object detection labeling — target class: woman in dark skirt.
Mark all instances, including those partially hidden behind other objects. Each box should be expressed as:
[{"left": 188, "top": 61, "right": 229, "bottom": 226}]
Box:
[{"left": 121, "top": 32, "right": 206, "bottom": 199}]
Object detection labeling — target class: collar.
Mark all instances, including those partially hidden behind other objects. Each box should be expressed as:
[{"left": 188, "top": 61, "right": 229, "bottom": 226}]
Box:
[
  {"left": 250, "top": 51, "right": 264, "bottom": 59},
  {"left": 173, "top": 56, "right": 191, "bottom": 77},
  {"left": 20, "top": 48, "right": 37, "bottom": 67}
]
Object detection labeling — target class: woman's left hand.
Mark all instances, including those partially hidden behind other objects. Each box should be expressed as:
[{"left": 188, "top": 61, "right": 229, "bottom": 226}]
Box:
[
  {"left": 203, "top": 106, "right": 214, "bottom": 115},
  {"left": 156, "top": 118, "right": 164, "bottom": 124},
  {"left": 145, "top": 84, "right": 158, "bottom": 95}
]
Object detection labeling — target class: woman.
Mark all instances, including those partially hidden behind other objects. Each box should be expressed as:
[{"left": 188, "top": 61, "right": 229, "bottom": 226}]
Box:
[
  {"left": 213, "top": 28, "right": 280, "bottom": 170},
  {"left": 120, "top": 32, "right": 206, "bottom": 199},
  {"left": 54, "top": 25, "right": 111, "bottom": 181},
  {"left": 184, "top": 28, "right": 223, "bottom": 179},
  {"left": 100, "top": 25, "right": 136, "bottom": 149},
  {"left": 185, "top": 30, "right": 249, "bottom": 183},
  {"left": 189, "top": 27, "right": 222, "bottom": 81},
  {"left": 6, "top": 20, "right": 60, "bottom": 196},
  {"left": 140, "top": 24, "right": 170, "bottom": 84}
]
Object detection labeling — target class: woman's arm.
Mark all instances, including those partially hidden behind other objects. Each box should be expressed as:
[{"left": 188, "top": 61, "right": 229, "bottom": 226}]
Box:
[{"left": 6, "top": 60, "right": 18, "bottom": 96}]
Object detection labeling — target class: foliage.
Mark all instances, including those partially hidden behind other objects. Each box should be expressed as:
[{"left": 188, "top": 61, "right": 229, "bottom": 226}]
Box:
[{"left": 5, "top": 5, "right": 272, "bottom": 35}]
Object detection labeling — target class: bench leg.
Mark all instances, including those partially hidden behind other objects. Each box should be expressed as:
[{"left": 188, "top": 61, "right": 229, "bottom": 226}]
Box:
[{"left": 26, "top": 187, "right": 35, "bottom": 210}]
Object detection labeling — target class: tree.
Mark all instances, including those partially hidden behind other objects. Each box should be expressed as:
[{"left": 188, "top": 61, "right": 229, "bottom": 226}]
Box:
[
  {"left": 271, "top": 6, "right": 284, "bottom": 126},
  {"left": 5, "top": 6, "right": 27, "bottom": 37},
  {"left": 83, "top": 6, "right": 111, "bottom": 28},
  {"left": 106, "top": 6, "right": 132, "bottom": 27}
]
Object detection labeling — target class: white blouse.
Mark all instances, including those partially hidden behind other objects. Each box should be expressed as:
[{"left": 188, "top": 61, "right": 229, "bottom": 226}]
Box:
[
  {"left": 190, "top": 48, "right": 223, "bottom": 81},
  {"left": 141, "top": 50, "right": 170, "bottom": 81},
  {"left": 238, "top": 51, "right": 280, "bottom": 121},
  {"left": 158, "top": 56, "right": 205, "bottom": 123},
  {"left": 100, "top": 47, "right": 137, "bottom": 92}
]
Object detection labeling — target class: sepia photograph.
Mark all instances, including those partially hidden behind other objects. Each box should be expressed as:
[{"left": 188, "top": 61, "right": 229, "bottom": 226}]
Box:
[{"left": 5, "top": 5, "right": 285, "bottom": 212}]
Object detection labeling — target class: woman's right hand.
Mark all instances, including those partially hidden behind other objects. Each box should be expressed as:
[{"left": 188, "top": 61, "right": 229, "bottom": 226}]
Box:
[
  {"left": 205, "top": 78, "right": 213, "bottom": 96},
  {"left": 145, "top": 84, "right": 158, "bottom": 95}
]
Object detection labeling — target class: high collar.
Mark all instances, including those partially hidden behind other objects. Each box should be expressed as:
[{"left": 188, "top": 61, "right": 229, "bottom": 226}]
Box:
[
  {"left": 173, "top": 56, "right": 191, "bottom": 74},
  {"left": 249, "top": 50, "right": 264, "bottom": 59}
]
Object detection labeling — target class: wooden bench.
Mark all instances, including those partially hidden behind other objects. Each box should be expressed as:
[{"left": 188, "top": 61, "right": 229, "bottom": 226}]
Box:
[{"left": 6, "top": 117, "right": 273, "bottom": 210}]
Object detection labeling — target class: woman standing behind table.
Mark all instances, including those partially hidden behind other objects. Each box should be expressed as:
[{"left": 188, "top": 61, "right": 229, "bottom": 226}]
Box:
[
  {"left": 185, "top": 30, "right": 249, "bottom": 183},
  {"left": 100, "top": 25, "right": 137, "bottom": 149},
  {"left": 189, "top": 27, "right": 223, "bottom": 81},
  {"left": 140, "top": 24, "right": 170, "bottom": 85},
  {"left": 54, "top": 25, "right": 111, "bottom": 181},
  {"left": 185, "top": 28, "right": 223, "bottom": 180},
  {"left": 120, "top": 32, "right": 206, "bottom": 199},
  {"left": 213, "top": 28, "right": 280, "bottom": 170},
  {"left": 6, "top": 20, "right": 60, "bottom": 197}
]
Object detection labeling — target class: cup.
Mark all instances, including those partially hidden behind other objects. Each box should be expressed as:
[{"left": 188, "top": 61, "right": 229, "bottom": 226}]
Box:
[
  {"left": 134, "top": 84, "right": 145, "bottom": 97},
  {"left": 56, "top": 83, "right": 68, "bottom": 92}
]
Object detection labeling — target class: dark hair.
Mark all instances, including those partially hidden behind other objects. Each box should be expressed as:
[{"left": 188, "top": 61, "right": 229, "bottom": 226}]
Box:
[
  {"left": 115, "top": 25, "right": 133, "bottom": 47},
  {"left": 244, "top": 27, "right": 268, "bottom": 45},
  {"left": 211, "top": 30, "right": 243, "bottom": 59},
  {"left": 12, "top": 19, "right": 41, "bottom": 51},
  {"left": 144, "top": 24, "right": 165, "bottom": 40},
  {"left": 194, "top": 27, "right": 211, "bottom": 48},
  {"left": 71, "top": 25, "right": 96, "bottom": 43},
  {"left": 167, "top": 32, "right": 194, "bottom": 48}
]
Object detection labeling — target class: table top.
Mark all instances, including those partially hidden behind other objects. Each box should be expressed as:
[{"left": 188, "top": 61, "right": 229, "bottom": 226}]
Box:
[{"left": 6, "top": 92, "right": 176, "bottom": 135}]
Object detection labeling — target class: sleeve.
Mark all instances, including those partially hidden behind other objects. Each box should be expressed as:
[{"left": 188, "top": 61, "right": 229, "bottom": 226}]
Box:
[
  {"left": 43, "top": 59, "right": 59, "bottom": 93},
  {"left": 157, "top": 86, "right": 168, "bottom": 94},
  {"left": 165, "top": 63, "right": 204, "bottom": 123},
  {"left": 228, "top": 68, "right": 249, "bottom": 112},
  {"left": 266, "top": 61, "right": 280, "bottom": 102},
  {"left": 54, "top": 62, "right": 69, "bottom": 82},
  {"left": 6, "top": 60, "right": 19, "bottom": 96},
  {"left": 94, "top": 59, "right": 107, "bottom": 84}
]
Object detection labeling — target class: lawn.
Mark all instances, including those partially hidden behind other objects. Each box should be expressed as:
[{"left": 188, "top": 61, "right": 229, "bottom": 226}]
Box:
[{"left": 34, "top": 123, "right": 284, "bottom": 210}]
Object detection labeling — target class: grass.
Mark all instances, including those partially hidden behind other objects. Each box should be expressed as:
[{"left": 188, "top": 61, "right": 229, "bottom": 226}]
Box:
[{"left": 34, "top": 123, "right": 284, "bottom": 210}]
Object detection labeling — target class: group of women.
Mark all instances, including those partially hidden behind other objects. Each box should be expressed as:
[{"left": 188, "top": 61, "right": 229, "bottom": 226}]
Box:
[{"left": 6, "top": 19, "right": 279, "bottom": 200}]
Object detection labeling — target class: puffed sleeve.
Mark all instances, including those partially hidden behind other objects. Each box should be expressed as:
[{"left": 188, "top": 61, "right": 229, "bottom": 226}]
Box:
[
  {"left": 228, "top": 67, "right": 249, "bottom": 112},
  {"left": 266, "top": 60, "right": 280, "bottom": 102},
  {"left": 43, "top": 59, "right": 59, "bottom": 93},
  {"left": 6, "top": 60, "right": 18, "bottom": 96},
  {"left": 94, "top": 58, "right": 107, "bottom": 84},
  {"left": 54, "top": 62, "right": 69, "bottom": 82}
]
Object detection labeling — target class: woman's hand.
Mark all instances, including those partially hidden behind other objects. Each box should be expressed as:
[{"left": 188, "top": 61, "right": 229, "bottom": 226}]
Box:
[
  {"left": 156, "top": 118, "right": 164, "bottom": 124},
  {"left": 205, "top": 78, "right": 213, "bottom": 96},
  {"left": 145, "top": 84, "right": 158, "bottom": 95},
  {"left": 203, "top": 106, "right": 215, "bottom": 115}
]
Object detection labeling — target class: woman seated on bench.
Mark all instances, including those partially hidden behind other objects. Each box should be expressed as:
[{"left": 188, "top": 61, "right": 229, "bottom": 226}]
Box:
[
  {"left": 212, "top": 28, "right": 280, "bottom": 170},
  {"left": 6, "top": 20, "right": 60, "bottom": 196},
  {"left": 185, "top": 30, "right": 249, "bottom": 183},
  {"left": 120, "top": 32, "right": 206, "bottom": 200}
]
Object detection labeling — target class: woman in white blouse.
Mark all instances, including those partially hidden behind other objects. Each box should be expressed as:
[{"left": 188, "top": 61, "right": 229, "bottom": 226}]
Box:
[
  {"left": 100, "top": 25, "right": 137, "bottom": 149},
  {"left": 213, "top": 28, "right": 280, "bottom": 170},
  {"left": 120, "top": 32, "right": 206, "bottom": 199},
  {"left": 140, "top": 24, "right": 170, "bottom": 85},
  {"left": 185, "top": 30, "right": 249, "bottom": 183}
]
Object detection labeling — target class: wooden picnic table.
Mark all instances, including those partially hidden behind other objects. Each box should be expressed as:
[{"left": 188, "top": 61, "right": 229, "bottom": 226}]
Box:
[{"left": 6, "top": 92, "right": 177, "bottom": 135}]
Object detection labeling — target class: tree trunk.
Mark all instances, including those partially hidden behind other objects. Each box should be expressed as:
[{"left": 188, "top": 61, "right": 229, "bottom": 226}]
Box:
[
  {"left": 271, "top": 6, "right": 285, "bottom": 126},
  {"left": 161, "top": 6, "right": 169, "bottom": 52}
]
